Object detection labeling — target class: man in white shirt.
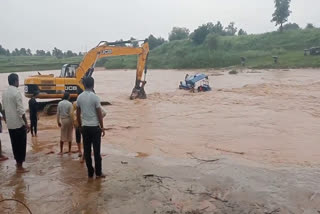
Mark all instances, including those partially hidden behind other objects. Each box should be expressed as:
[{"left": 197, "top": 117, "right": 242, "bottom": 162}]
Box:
[
  {"left": 57, "top": 92, "right": 73, "bottom": 154},
  {"left": 77, "top": 77, "right": 105, "bottom": 178},
  {"left": 2, "top": 73, "right": 30, "bottom": 172}
]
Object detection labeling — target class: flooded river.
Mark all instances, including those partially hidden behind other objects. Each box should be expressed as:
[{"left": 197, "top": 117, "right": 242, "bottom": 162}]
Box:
[{"left": 1, "top": 68, "right": 320, "bottom": 213}]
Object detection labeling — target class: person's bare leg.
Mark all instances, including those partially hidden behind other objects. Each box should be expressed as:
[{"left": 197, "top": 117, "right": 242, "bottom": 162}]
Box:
[
  {"left": 78, "top": 143, "right": 84, "bottom": 162},
  {"left": 68, "top": 142, "right": 72, "bottom": 154},
  {"left": 58, "top": 141, "right": 63, "bottom": 155},
  {"left": 0, "top": 140, "right": 8, "bottom": 161},
  {"left": 80, "top": 156, "right": 84, "bottom": 163},
  {"left": 16, "top": 162, "right": 29, "bottom": 173},
  {"left": 96, "top": 174, "right": 106, "bottom": 179},
  {"left": 0, "top": 155, "right": 8, "bottom": 161},
  {"left": 79, "top": 143, "right": 84, "bottom": 163},
  {"left": 77, "top": 143, "right": 82, "bottom": 156},
  {"left": 31, "top": 125, "right": 34, "bottom": 137}
]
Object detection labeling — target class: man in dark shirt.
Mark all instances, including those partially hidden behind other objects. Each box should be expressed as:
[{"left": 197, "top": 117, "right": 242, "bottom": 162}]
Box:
[{"left": 28, "top": 92, "right": 39, "bottom": 137}]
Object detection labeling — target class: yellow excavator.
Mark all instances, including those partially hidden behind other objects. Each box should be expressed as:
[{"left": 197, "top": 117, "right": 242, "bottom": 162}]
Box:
[{"left": 24, "top": 39, "right": 149, "bottom": 114}]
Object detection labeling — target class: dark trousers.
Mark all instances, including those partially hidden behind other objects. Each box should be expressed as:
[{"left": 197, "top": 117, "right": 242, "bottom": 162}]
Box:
[
  {"left": 82, "top": 126, "right": 102, "bottom": 177},
  {"left": 75, "top": 127, "right": 81, "bottom": 144},
  {"left": 30, "top": 116, "right": 37, "bottom": 135},
  {"left": 8, "top": 126, "right": 27, "bottom": 164}
]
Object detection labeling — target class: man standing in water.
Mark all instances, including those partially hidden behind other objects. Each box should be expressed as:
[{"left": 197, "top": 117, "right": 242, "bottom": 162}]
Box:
[
  {"left": 0, "top": 103, "right": 8, "bottom": 161},
  {"left": 2, "top": 73, "right": 30, "bottom": 172},
  {"left": 72, "top": 101, "right": 83, "bottom": 160},
  {"left": 57, "top": 92, "right": 73, "bottom": 154},
  {"left": 77, "top": 77, "right": 105, "bottom": 178},
  {"left": 29, "top": 92, "right": 39, "bottom": 137}
]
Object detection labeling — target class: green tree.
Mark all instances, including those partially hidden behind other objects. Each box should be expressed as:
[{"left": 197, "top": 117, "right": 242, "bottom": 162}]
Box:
[
  {"left": 12, "top": 48, "right": 20, "bottom": 56},
  {"left": 148, "top": 34, "right": 165, "bottom": 50},
  {"left": 64, "top": 50, "right": 76, "bottom": 57},
  {"left": 168, "top": 27, "right": 189, "bottom": 41},
  {"left": 212, "top": 21, "right": 224, "bottom": 35},
  {"left": 19, "top": 48, "right": 27, "bottom": 56},
  {"left": 306, "top": 23, "right": 315, "bottom": 29},
  {"left": 271, "top": 0, "right": 291, "bottom": 32},
  {"left": 238, "top": 29, "right": 247, "bottom": 36},
  {"left": 26, "top": 49, "right": 32, "bottom": 56},
  {"left": 191, "top": 23, "right": 211, "bottom": 44},
  {"left": 130, "top": 37, "right": 139, "bottom": 47},
  {"left": 114, "top": 39, "right": 127, "bottom": 47},
  {"left": 225, "top": 22, "right": 238, "bottom": 36},
  {"left": 45, "top": 51, "right": 51, "bottom": 56},
  {"left": 52, "top": 47, "right": 63, "bottom": 59},
  {"left": 36, "top": 50, "right": 46, "bottom": 56},
  {"left": 282, "top": 23, "right": 300, "bottom": 31},
  {"left": 0, "top": 45, "right": 6, "bottom": 55},
  {"left": 191, "top": 21, "right": 231, "bottom": 44}
]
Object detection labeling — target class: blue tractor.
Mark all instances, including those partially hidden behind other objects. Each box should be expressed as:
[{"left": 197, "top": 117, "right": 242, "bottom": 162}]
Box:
[{"left": 179, "top": 73, "right": 211, "bottom": 92}]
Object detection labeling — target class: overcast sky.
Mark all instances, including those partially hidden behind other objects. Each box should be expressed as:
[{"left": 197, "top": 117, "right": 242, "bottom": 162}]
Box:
[{"left": 1, "top": 0, "right": 319, "bottom": 53}]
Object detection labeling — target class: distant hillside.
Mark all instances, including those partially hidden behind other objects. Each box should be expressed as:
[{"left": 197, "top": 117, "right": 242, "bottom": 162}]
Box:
[
  {"left": 1, "top": 29, "right": 320, "bottom": 73},
  {"left": 103, "top": 28, "right": 320, "bottom": 69}
]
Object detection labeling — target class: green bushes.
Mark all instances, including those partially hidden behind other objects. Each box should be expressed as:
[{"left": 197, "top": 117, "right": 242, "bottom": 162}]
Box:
[
  {"left": 103, "top": 56, "right": 137, "bottom": 69},
  {"left": 205, "top": 34, "right": 220, "bottom": 50},
  {"left": 102, "top": 29, "right": 320, "bottom": 69},
  {"left": 1, "top": 29, "right": 320, "bottom": 73}
]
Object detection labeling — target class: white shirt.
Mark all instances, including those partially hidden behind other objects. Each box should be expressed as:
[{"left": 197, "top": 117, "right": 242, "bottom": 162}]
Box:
[
  {"left": 77, "top": 90, "right": 101, "bottom": 126},
  {"left": 2, "top": 85, "right": 25, "bottom": 129},
  {"left": 57, "top": 100, "right": 72, "bottom": 119}
]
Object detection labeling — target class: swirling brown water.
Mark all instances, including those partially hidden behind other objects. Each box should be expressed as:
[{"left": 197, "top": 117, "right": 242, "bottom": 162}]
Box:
[{"left": 1, "top": 68, "right": 320, "bottom": 213}]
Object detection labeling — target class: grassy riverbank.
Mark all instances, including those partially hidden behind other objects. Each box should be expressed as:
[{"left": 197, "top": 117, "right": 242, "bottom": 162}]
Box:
[{"left": 1, "top": 29, "right": 320, "bottom": 73}]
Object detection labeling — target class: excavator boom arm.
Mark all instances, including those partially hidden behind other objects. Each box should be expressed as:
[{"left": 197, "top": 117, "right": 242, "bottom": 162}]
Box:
[
  {"left": 76, "top": 41, "right": 149, "bottom": 81},
  {"left": 75, "top": 40, "right": 149, "bottom": 99}
]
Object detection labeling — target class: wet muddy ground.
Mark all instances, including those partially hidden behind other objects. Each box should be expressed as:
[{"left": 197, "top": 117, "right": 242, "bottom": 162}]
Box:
[{"left": 1, "top": 68, "right": 320, "bottom": 213}]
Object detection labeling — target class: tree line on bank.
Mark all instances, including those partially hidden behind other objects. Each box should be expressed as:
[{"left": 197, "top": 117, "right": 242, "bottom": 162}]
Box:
[
  {"left": 116, "top": 0, "right": 318, "bottom": 49},
  {"left": 0, "top": 46, "right": 82, "bottom": 58},
  {"left": 0, "top": 0, "right": 318, "bottom": 57},
  {"left": 3, "top": 21, "right": 315, "bottom": 58}
]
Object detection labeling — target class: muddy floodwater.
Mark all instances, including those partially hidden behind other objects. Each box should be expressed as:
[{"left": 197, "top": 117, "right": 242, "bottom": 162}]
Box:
[{"left": 1, "top": 68, "right": 320, "bottom": 213}]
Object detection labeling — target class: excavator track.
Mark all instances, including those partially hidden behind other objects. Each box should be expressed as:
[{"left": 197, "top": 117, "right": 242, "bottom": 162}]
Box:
[
  {"left": 43, "top": 103, "right": 58, "bottom": 115},
  {"left": 37, "top": 100, "right": 60, "bottom": 115},
  {"left": 39, "top": 100, "right": 111, "bottom": 115}
]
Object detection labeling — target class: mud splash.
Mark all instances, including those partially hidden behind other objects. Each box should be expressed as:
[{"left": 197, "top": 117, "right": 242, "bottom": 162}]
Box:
[{"left": 1, "top": 68, "right": 320, "bottom": 213}]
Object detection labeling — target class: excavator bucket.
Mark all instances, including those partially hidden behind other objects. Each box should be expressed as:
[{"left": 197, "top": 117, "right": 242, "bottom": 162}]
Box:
[{"left": 130, "top": 81, "right": 147, "bottom": 100}]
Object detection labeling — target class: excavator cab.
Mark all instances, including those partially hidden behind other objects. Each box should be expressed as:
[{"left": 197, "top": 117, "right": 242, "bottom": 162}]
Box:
[{"left": 60, "top": 64, "right": 79, "bottom": 78}]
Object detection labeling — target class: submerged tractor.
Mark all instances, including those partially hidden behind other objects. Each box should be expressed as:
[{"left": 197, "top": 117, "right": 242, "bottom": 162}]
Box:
[
  {"left": 24, "top": 40, "right": 149, "bottom": 114},
  {"left": 179, "top": 73, "right": 211, "bottom": 92}
]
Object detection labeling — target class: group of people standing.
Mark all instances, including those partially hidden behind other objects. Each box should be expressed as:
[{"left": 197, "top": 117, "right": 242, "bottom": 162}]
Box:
[{"left": 1, "top": 73, "right": 106, "bottom": 178}]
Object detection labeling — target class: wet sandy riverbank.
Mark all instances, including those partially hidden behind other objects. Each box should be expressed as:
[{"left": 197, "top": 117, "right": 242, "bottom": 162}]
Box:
[{"left": 1, "top": 68, "right": 320, "bottom": 213}]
